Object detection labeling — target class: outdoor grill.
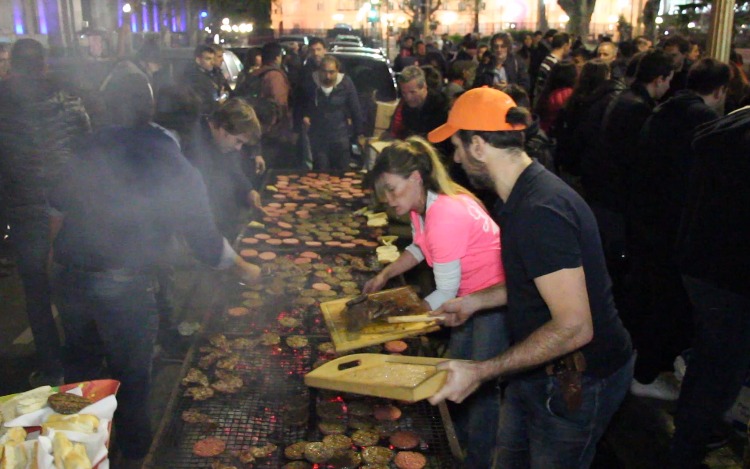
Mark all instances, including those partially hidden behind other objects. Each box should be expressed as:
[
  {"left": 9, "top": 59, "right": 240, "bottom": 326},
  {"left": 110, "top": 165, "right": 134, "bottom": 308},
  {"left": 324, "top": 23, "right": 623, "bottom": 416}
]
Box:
[
  {"left": 147, "top": 334, "right": 458, "bottom": 468},
  {"left": 144, "top": 171, "right": 460, "bottom": 468}
]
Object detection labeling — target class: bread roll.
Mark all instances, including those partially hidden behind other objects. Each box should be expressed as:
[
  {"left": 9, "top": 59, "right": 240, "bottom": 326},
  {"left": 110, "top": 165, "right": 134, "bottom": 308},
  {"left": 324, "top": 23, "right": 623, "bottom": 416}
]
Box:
[
  {"left": 29, "top": 442, "right": 38, "bottom": 469},
  {"left": 44, "top": 414, "right": 100, "bottom": 434},
  {"left": 52, "top": 433, "right": 92, "bottom": 469},
  {"left": 63, "top": 444, "right": 92, "bottom": 469},
  {"left": 0, "top": 428, "right": 26, "bottom": 446},
  {"left": 0, "top": 442, "right": 28, "bottom": 469},
  {"left": 52, "top": 433, "right": 73, "bottom": 469},
  {"left": 0, "top": 386, "right": 54, "bottom": 421}
]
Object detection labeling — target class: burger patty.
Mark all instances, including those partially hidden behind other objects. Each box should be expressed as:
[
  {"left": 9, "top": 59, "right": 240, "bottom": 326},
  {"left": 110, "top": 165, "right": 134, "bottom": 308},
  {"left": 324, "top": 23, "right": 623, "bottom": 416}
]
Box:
[
  {"left": 326, "top": 449, "right": 361, "bottom": 469},
  {"left": 318, "top": 420, "right": 347, "bottom": 435},
  {"left": 303, "top": 442, "right": 334, "bottom": 464},
  {"left": 193, "top": 437, "right": 226, "bottom": 457},
  {"left": 394, "top": 451, "right": 428, "bottom": 469},
  {"left": 181, "top": 410, "right": 214, "bottom": 425},
  {"left": 47, "top": 393, "right": 92, "bottom": 415},
  {"left": 351, "top": 429, "right": 380, "bottom": 447},
  {"left": 284, "top": 441, "right": 309, "bottom": 460},
  {"left": 322, "top": 434, "right": 352, "bottom": 453},
  {"left": 390, "top": 430, "right": 420, "bottom": 450},
  {"left": 282, "top": 461, "right": 312, "bottom": 469},
  {"left": 361, "top": 446, "right": 393, "bottom": 465}
]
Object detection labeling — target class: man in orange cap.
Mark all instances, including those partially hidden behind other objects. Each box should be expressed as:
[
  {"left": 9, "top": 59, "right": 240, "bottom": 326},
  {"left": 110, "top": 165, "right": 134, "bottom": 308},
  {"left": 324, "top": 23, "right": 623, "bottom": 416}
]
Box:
[{"left": 426, "top": 87, "right": 634, "bottom": 468}]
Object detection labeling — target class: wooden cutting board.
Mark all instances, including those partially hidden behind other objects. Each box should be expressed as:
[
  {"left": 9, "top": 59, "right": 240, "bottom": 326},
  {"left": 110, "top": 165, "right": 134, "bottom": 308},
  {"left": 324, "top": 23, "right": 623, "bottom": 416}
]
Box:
[
  {"left": 304, "top": 353, "right": 450, "bottom": 402},
  {"left": 319, "top": 286, "right": 440, "bottom": 353}
]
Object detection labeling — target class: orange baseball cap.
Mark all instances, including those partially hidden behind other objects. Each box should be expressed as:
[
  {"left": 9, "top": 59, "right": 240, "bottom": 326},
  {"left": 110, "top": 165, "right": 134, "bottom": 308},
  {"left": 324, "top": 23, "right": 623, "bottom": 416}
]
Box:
[{"left": 427, "top": 87, "right": 526, "bottom": 143}]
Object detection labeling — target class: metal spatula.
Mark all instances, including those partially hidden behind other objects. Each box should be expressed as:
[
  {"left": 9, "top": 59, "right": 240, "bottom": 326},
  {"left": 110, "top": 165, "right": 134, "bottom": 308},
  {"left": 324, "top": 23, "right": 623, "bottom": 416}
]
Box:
[{"left": 387, "top": 314, "right": 445, "bottom": 323}]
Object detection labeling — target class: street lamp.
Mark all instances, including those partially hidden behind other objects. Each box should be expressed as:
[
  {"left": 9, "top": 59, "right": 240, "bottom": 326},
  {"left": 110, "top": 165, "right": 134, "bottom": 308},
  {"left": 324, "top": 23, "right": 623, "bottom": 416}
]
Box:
[{"left": 122, "top": 3, "right": 132, "bottom": 14}]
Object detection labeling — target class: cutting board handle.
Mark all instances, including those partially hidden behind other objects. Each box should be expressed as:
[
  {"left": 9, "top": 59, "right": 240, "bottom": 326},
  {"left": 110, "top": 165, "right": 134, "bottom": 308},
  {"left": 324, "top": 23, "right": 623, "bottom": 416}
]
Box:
[{"left": 337, "top": 359, "right": 362, "bottom": 371}]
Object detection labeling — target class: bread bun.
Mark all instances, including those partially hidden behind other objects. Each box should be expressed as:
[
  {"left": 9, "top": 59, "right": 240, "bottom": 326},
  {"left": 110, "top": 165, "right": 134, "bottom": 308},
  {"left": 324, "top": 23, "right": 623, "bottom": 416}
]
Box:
[
  {"left": 63, "top": 443, "right": 92, "bottom": 469},
  {"left": 0, "top": 386, "right": 54, "bottom": 421},
  {"left": 0, "top": 442, "right": 28, "bottom": 469},
  {"left": 52, "top": 433, "right": 74, "bottom": 469},
  {"left": 0, "top": 428, "right": 26, "bottom": 446},
  {"left": 44, "top": 414, "right": 100, "bottom": 434}
]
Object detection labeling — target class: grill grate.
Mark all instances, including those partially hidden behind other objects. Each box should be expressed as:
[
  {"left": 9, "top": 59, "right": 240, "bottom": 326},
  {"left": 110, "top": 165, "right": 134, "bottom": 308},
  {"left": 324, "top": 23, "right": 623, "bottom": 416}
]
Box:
[{"left": 151, "top": 334, "right": 457, "bottom": 468}]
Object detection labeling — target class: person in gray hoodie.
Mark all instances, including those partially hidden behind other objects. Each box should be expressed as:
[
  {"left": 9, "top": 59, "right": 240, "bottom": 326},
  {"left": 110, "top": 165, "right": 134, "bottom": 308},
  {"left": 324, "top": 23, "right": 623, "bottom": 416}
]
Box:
[{"left": 301, "top": 55, "right": 364, "bottom": 170}]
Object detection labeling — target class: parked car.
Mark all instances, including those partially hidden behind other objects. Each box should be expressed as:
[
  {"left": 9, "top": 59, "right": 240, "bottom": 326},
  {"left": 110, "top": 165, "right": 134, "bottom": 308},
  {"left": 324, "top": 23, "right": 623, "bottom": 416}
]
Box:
[
  {"left": 329, "top": 45, "right": 387, "bottom": 58},
  {"left": 278, "top": 35, "right": 310, "bottom": 47},
  {"left": 335, "top": 35, "right": 364, "bottom": 47},
  {"left": 156, "top": 47, "right": 243, "bottom": 91}
]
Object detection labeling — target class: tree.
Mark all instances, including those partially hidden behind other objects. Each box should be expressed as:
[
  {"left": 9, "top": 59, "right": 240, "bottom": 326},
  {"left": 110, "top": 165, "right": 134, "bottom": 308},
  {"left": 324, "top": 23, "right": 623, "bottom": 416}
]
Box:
[
  {"left": 399, "top": 0, "right": 443, "bottom": 36},
  {"left": 641, "top": 0, "right": 660, "bottom": 39},
  {"left": 556, "top": 0, "right": 596, "bottom": 37}
]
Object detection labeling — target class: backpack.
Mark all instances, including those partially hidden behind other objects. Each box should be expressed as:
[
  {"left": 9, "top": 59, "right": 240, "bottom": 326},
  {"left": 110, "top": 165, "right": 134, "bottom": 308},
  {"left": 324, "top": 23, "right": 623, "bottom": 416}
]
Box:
[
  {"left": 526, "top": 129, "right": 556, "bottom": 174},
  {"left": 233, "top": 69, "right": 280, "bottom": 127}
]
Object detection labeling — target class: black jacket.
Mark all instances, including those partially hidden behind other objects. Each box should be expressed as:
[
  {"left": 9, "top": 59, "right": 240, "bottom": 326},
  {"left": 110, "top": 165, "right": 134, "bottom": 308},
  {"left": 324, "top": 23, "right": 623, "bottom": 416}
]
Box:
[
  {"left": 184, "top": 119, "right": 255, "bottom": 239},
  {"left": 180, "top": 63, "right": 219, "bottom": 115},
  {"left": 676, "top": 106, "right": 750, "bottom": 297},
  {"left": 630, "top": 91, "right": 719, "bottom": 254},
  {"left": 600, "top": 82, "right": 655, "bottom": 212},
  {"left": 401, "top": 91, "right": 452, "bottom": 158},
  {"left": 473, "top": 53, "right": 531, "bottom": 92},
  {"left": 0, "top": 75, "right": 91, "bottom": 211},
  {"left": 563, "top": 80, "right": 626, "bottom": 208}
]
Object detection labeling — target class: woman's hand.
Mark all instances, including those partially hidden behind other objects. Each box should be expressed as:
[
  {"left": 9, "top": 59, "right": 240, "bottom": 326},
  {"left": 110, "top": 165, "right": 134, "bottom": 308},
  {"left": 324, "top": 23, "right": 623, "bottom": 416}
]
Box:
[{"left": 362, "top": 272, "right": 388, "bottom": 294}]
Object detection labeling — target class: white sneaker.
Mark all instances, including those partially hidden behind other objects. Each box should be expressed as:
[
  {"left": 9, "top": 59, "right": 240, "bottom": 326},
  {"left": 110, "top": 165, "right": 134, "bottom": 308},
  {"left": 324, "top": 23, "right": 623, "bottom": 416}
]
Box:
[
  {"left": 673, "top": 355, "right": 687, "bottom": 382},
  {"left": 630, "top": 376, "right": 680, "bottom": 401}
]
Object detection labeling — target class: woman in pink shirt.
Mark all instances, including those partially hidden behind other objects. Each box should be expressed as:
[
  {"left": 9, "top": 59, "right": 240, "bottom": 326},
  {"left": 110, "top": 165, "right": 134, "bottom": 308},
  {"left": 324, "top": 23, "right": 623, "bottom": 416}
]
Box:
[{"left": 363, "top": 136, "right": 507, "bottom": 468}]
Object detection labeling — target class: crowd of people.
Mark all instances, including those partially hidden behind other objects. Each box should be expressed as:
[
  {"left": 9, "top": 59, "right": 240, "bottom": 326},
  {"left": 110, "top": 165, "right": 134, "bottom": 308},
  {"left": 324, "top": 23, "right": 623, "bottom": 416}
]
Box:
[
  {"left": 0, "top": 25, "right": 749, "bottom": 469},
  {"left": 378, "top": 29, "right": 750, "bottom": 469}
]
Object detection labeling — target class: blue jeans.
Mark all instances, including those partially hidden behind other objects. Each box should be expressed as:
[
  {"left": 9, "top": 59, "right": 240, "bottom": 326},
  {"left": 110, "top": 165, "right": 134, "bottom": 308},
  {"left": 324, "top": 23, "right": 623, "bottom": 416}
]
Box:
[
  {"left": 450, "top": 307, "right": 509, "bottom": 468},
  {"left": 53, "top": 265, "right": 158, "bottom": 459},
  {"left": 493, "top": 353, "right": 634, "bottom": 469},
  {"left": 8, "top": 209, "right": 62, "bottom": 375},
  {"left": 668, "top": 276, "right": 750, "bottom": 469}
]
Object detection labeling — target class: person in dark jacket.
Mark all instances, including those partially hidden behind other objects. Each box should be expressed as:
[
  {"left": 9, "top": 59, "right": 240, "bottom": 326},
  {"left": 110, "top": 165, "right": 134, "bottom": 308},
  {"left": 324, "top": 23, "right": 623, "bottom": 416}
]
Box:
[
  {"left": 190, "top": 98, "right": 265, "bottom": 239},
  {"left": 388, "top": 66, "right": 451, "bottom": 158},
  {"left": 662, "top": 34, "right": 692, "bottom": 102},
  {"left": 601, "top": 49, "right": 674, "bottom": 215},
  {"left": 209, "top": 44, "right": 231, "bottom": 99},
  {"left": 49, "top": 97, "right": 261, "bottom": 466},
  {"left": 99, "top": 40, "right": 162, "bottom": 128},
  {"left": 180, "top": 45, "right": 220, "bottom": 115},
  {"left": 473, "top": 32, "right": 531, "bottom": 92},
  {"left": 555, "top": 59, "right": 611, "bottom": 176},
  {"left": 668, "top": 106, "right": 750, "bottom": 469},
  {"left": 600, "top": 49, "right": 678, "bottom": 400},
  {"left": 393, "top": 36, "right": 416, "bottom": 72},
  {"left": 302, "top": 55, "right": 364, "bottom": 170},
  {"left": 626, "top": 59, "right": 729, "bottom": 399},
  {"left": 0, "top": 39, "right": 91, "bottom": 387}
]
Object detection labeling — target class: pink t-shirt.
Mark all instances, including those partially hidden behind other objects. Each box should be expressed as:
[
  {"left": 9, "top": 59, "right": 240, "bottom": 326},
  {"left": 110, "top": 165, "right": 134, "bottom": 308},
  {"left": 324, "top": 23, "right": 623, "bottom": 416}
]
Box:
[{"left": 410, "top": 193, "right": 505, "bottom": 296}]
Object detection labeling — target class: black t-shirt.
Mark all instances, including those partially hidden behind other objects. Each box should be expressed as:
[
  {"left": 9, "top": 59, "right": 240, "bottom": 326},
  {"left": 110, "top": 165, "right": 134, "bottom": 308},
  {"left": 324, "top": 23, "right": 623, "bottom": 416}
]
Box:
[{"left": 493, "top": 161, "right": 632, "bottom": 377}]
